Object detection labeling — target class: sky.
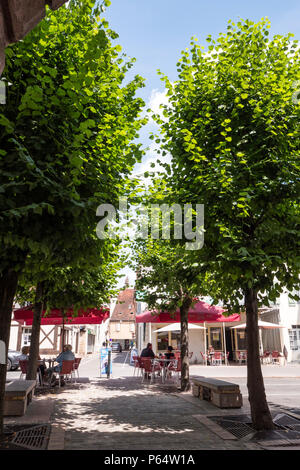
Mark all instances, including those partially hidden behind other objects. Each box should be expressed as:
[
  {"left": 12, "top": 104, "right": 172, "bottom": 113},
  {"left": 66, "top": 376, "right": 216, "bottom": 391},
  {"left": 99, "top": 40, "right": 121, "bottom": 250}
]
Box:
[{"left": 103, "top": 0, "right": 300, "bottom": 287}]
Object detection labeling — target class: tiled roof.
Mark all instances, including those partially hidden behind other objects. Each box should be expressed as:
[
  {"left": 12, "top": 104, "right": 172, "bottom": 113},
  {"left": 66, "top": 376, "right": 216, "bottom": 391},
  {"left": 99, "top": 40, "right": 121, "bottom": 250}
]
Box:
[{"left": 110, "top": 288, "right": 137, "bottom": 321}]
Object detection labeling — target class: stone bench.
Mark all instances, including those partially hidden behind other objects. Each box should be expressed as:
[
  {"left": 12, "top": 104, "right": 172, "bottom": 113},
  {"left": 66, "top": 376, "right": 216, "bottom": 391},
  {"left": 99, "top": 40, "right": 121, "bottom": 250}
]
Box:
[
  {"left": 192, "top": 376, "right": 243, "bottom": 409},
  {"left": 4, "top": 380, "right": 36, "bottom": 416}
]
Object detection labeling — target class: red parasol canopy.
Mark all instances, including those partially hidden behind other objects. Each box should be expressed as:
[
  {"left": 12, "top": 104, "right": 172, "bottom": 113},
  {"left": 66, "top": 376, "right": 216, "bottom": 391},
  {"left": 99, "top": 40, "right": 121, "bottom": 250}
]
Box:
[
  {"left": 135, "top": 301, "right": 240, "bottom": 323},
  {"left": 13, "top": 305, "right": 110, "bottom": 326}
]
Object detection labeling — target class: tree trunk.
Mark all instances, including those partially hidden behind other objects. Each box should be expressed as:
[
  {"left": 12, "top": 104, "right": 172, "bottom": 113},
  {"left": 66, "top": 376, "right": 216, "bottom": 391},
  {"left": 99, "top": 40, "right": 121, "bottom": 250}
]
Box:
[
  {"left": 180, "top": 296, "right": 192, "bottom": 391},
  {"left": 26, "top": 281, "right": 45, "bottom": 381},
  {"left": 245, "top": 288, "right": 274, "bottom": 430},
  {"left": 0, "top": 269, "right": 19, "bottom": 436}
]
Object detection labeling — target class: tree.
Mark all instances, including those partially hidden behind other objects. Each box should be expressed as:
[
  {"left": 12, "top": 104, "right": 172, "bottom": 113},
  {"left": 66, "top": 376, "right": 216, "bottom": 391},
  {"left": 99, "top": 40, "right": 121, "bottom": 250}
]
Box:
[
  {"left": 16, "top": 242, "right": 122, "bottom": 381},
  {"left": 134, "top": 238, "right": 210, "bottom": 391},
  {"left": 18, "top": 237, "right": 122, "bottom": 372},
  {"left": 0, "top": 0, "right": 146, "bottom": 433},
  {"left": 154, "top": 19, "right": 300, "bottom": 429},
  {"left": 131, "top": 180, "right": 207, "bottom": 391}
]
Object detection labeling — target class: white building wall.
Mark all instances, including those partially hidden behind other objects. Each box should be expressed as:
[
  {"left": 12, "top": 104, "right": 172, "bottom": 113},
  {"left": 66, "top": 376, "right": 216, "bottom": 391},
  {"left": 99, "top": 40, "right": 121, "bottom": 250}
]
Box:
[
  {"left": 189, "top": 330, "right": 206, "bottom": 364},
  {"left": 279, "top": 292, "right": 300, "bottom": 363},
  {"left": 39, "top": 325, "right": 56, "bottom": 350},
  {"left": 8, "top": 321, "right": 20, "bottom": 350},
  {"left": 95, "top": 318, "right": 110, "bottom": 350},
  {"left": 138, "top": 323, "right": 205, "bottom": 364}
]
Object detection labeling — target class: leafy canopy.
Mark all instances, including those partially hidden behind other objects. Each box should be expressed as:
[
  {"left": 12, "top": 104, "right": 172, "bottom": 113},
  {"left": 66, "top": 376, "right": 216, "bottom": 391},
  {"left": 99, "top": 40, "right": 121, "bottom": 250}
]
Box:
[{"left": 152, "top": 18, "right": 300, "bottom": 310}]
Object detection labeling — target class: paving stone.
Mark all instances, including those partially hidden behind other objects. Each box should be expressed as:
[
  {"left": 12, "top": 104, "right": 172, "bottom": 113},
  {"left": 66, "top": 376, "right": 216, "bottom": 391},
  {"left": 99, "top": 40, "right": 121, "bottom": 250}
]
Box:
[{"left": 48, "top": 376, "right": 261, "bottom": 450}]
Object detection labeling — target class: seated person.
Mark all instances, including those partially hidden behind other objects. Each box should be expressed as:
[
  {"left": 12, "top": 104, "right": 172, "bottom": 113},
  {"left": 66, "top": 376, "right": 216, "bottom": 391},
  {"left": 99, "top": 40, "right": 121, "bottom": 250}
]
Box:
[
  {"left": 18, "top": 345, "right": 30, "bottom": 361},
  {"left": 38, "top": 357, "right": 47, "bottom": 383},
  {"left": 46, "top": 344, "right": 75, "bottom": 385},
  {"left": 164, "top": 346, "right": 175, "bottom": 373},
  {"left": 18, "top": 346, "right": 47, "bottom": 384},
  {"left": 140, "top": 343, "right": 155, "bottom": 359},
  {"left": 165, "top": 345, "right": 175, "bottom": 361},
  {"left": 140, "top": 343, "right": 155, "bottom": 379}
]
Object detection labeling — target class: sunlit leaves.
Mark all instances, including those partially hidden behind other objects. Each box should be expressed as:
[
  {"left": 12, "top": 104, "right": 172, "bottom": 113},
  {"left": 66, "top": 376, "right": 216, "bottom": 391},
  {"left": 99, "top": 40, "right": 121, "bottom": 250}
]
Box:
[{"left": 153, "top": 18, "right": 300, "bottom": 309}]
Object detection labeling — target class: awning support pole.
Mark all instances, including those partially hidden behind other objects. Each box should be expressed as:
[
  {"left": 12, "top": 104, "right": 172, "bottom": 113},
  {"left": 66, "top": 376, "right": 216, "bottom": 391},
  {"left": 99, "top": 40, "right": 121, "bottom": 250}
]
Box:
[
  {"left": 223, "top": 322, "right": 227, "bottom": 365},
  {"left": 204, "top": 322, "right": 207, "bottom": 366}
]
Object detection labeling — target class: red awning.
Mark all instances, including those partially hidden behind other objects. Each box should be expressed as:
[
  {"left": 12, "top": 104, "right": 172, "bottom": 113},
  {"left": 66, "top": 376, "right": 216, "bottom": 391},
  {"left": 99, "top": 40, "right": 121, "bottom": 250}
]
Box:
[
  {"left": 13, "top": 305, "right": 110, "bottom": 326},
  {"left": 136, "top": 301, "right": 240, "bottom": 323}
]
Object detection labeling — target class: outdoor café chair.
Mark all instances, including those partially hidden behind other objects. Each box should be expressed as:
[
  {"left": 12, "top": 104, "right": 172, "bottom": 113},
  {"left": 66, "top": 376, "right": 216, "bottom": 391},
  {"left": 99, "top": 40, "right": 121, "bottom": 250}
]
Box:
[
  {"left": 140, "top": 357, "right": 152, "bottom": 383},
  {"left": 261, "top": 350, "right": 271, "bottom": 364},
  {"left": 72, "top": 357, "right": 81, "bottom": 381},
  {"left": 212, "top": 352, "right": 222, "bottom": 366},
  {"left": 238, "top": 351, "right": 247, "bottom": 365},
  {"left": 141, "top": 358, "right": 162, "bottom": 384},
  {"left": 224, "top": 351, "right": 230, "bottom": 365},
  {"left": 166, "top": 359, "right": 181, "bottom": 385},
  {"left": 271, "top": 351, "right": 281, "bottom": 365},
  {"left": 53, "top": 360, "right": 75, "bottom": 387},
  {"left": 132, "top": 356, "right": 142, "bottom": 377},
  {"left": 200, "top": 351, "right": 207, "bottom": 365},
  {"left": 174, "top": 351, "right": 181, "bottom": 360},
  {"left": 19, "top": 359, "right": 42, "bottom": 385}
]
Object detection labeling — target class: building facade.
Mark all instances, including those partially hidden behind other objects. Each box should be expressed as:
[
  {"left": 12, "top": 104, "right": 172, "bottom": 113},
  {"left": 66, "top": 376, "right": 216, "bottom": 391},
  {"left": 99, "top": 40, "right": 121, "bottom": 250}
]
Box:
[
  {"left": 277, "top": 291, "right": 300, "bottom": 363},
  {"left": 136, "top": 312, "right": 248, "bottom": 364},
  {"left": 136, "top": 292, "right": 300, "bottom": 363},
  {"left": 108, "top": 282, "right": 137, "bottom": 351}
]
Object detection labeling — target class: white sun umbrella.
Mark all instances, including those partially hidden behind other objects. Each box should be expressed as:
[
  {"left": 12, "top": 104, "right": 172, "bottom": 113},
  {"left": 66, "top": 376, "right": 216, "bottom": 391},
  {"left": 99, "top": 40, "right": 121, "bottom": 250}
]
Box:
[
  {"left": 230, "top": 321, "right": 285, "bottom": 330},
  {"left": 231, "top": 321, "right": 285, "bottom": 355},
  {"left": 153, "top": 323, "right": 206, "bottom": 332},
  {"left": 153, "top": 323, "right": 207, "bottom": 361}
]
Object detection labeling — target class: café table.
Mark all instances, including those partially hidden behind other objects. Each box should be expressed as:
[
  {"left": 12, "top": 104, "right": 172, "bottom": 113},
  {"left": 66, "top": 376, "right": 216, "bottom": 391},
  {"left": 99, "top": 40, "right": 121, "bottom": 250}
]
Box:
[{"left": 45, "top": 358, "right": 57, "bottom": 368}]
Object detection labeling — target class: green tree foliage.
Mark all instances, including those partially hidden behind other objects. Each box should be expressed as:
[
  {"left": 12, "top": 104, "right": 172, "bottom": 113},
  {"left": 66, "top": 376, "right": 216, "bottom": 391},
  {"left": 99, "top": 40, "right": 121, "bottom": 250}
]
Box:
[
  {"left": 131, "top": 181, "right": 208, "bottom": 391},
  {"left": 152, "top": 19, "right": 300, "bottom": 429},
  {"left": 0, "top": 0, "right": 146, "bottom": 433},
  {"left": 17, "top": 243, "right": 123, "bottom": 314}
]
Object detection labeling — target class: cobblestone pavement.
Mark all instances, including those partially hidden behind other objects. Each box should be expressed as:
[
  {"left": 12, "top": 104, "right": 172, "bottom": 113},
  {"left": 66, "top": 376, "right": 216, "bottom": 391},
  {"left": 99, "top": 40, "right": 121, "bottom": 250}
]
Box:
[{"left": 49, "top": 376, "right": 260, "bottom": 450}]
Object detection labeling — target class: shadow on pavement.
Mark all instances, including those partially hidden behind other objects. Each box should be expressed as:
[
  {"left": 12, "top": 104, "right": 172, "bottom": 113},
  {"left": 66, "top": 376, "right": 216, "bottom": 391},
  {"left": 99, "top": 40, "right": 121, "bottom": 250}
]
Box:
[{"left": 50, "top": 377, "right": 252, "bottom": 450}]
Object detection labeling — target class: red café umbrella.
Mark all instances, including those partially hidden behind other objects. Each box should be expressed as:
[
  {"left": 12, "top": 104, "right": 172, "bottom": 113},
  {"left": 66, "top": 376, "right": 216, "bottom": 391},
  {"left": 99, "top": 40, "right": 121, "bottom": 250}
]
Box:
[
  {"left": 135, "top": 300, "right": 240, "bottom": 323},
  {"left": 13, "top": 305, "right": 110, "bottom": 326}
]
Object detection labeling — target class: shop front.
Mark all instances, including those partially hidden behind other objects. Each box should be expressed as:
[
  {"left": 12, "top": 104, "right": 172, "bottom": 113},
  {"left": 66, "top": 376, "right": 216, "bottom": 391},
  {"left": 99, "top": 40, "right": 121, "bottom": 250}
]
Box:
[{"left": 136, "top": 300, "right": 244, "bottom": 364}]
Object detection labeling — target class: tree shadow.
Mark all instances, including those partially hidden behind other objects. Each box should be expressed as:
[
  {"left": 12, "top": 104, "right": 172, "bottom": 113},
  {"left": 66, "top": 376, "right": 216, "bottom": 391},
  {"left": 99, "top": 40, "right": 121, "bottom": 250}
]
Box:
[{"left": 49, "top": 377, "right": 246, "bottom": 450}]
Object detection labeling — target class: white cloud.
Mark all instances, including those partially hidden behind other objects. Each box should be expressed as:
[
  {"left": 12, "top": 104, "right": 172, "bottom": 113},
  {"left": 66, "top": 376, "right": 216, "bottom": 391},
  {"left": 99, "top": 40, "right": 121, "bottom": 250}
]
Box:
[
  {"left": 146, "top": 87, "right": 171, "bottom": 125},
  {"left": 132, "top": 140, "right": 171, "bottom": 186},
  {"left": 148, "top": 88, "right": 169, "bottom": 115}
]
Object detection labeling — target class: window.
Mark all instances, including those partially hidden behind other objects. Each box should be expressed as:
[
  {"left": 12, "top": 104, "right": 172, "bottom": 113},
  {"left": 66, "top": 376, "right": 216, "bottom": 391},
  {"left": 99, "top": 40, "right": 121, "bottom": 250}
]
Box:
[
  {"left": 171, "top": 332, "right": 180, "bottom": 350},
  {"left": 289, "top": 326, "right": 300, "bottom": 351},
  {"left": 115, "top": 323, "right": 121, "bottom": 332},
  {"left": 236, "top": 330, "right": 247, "bottom": 350},
  {"left": 157, "top": 332, "right": 169, "bottom": 352},
  {"left": 209, "top": 327, "right": 222, "bottom": 350},
  {"left": 22, "top": 328, "right": 31, "bottom": 346}
]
